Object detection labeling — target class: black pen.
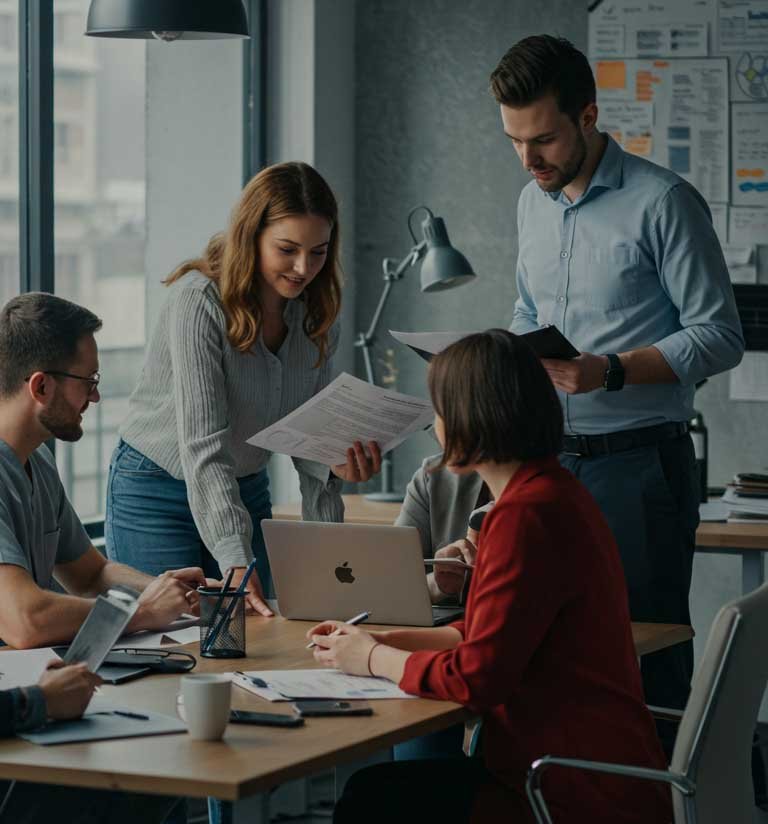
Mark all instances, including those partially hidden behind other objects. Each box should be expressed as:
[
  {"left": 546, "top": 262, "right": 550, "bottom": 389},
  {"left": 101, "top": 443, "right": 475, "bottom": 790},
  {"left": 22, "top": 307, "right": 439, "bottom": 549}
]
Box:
[
  {"left": 112, "top": 710, "right": 149, "bottom": 720},
  {"left": 306, "top": 611, "right": 370, "bottom": 650}
]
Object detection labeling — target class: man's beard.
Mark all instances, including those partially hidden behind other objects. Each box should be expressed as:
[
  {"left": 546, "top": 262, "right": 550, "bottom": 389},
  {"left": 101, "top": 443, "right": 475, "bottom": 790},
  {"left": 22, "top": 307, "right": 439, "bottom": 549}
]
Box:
[
  {"left": 39, "top": 396, "right": 84, "bottom": 442},
  {"left": 533, "top": 131, "right": 588, "bottom": 192}
]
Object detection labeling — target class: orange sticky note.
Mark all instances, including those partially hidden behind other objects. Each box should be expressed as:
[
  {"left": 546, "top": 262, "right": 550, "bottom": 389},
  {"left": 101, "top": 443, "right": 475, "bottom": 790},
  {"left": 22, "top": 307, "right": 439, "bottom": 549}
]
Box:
[{"left": 597, "top": 61, "right": 627, "bottom": 90}]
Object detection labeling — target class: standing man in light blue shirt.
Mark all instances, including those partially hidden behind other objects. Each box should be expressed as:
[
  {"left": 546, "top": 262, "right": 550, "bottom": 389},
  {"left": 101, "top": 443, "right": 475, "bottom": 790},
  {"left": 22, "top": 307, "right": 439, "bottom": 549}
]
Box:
[{"left": 490, "top": 35, "right": 744, "bottom": 742}]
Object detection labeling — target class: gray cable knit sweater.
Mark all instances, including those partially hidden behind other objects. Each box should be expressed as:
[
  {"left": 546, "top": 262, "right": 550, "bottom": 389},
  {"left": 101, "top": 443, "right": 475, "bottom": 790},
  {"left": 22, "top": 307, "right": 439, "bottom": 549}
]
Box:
[{"left": 120, "top": 271, "right": 344, "bottom": 570}]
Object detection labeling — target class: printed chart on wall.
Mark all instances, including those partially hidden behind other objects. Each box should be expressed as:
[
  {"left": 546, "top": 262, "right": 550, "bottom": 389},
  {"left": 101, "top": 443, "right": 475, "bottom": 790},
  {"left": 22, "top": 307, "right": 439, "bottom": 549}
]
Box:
[
  {"left": 592, "top": 57, "right": 729, "bottom": 204},
  {"left": 718, "top": 0, "right": 768, "bottom": 102},
  {"left": 589, "top": 0, "right": 716, "bottom": 59},
  {"left": 731, "top": 102, "right": 768, "bottom": 205}
]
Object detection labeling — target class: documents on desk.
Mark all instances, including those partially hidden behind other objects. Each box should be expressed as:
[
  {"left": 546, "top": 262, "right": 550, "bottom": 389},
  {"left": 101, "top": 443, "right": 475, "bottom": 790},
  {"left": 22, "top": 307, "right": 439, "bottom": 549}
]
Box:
[
  {"left": 246, "top": 373, "right": 433, "bottom": 465},
  {"left": 721, "top": 484, "right": 768, "bottom": 523},
  {"left": 231, "top": 669, "right": 416, "bottom": 701},
  {"left": 0, "top": 648, "right": 58, "bottom": 691},
  {"left": 122, "top": 625, "right": 200, "bottom": 649}
]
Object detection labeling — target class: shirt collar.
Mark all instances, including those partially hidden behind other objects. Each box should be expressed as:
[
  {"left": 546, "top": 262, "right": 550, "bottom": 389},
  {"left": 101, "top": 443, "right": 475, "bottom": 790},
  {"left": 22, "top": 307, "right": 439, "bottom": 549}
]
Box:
[
  {"left": 545, "top": 132, "right": 624, "bottom": 205},
  {"left": 498, "top": 455, "right": 562, "bottom": 499}
]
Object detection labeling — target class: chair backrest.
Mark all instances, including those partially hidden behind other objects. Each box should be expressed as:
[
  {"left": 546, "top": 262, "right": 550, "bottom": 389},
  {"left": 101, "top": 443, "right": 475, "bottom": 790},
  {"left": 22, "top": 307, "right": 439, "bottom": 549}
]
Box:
[{"left": 671, "top": 581, "right": 768, "bottom": 824}]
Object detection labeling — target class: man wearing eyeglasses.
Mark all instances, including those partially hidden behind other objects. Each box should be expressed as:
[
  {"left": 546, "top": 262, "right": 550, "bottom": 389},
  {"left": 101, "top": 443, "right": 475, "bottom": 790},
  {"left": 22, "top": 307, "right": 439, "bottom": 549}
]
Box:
[{"left": 0, "top": 292, "right": 208, "bottom": 650}]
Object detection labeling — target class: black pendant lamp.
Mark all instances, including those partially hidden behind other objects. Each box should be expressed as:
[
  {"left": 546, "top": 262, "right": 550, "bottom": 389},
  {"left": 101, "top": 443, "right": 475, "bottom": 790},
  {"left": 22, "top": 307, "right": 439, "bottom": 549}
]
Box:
[{"left": 85, "top": 0, "right": 249, "bottom": 41}]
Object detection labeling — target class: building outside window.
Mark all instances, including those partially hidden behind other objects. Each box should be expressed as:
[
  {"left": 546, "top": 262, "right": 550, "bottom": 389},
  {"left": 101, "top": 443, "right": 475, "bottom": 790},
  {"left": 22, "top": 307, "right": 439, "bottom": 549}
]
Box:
[
  {"left": 52, "top": 0, "right": 147, "bottom": 519},
  {"left": 0, "top": 0, "right": 17, "bottom": 307}
]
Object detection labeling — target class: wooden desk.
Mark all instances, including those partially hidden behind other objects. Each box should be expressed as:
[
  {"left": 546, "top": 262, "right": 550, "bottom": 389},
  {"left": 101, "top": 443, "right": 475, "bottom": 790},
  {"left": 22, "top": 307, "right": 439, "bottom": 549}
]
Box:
[
  {"left": 273, "top": 496, "right": 768, "bottom": 595},
  {"left": 695, "top": 521, "right": 768, "bottom": 594},
  {"left": 0, "top": 616, "right": 690, "bottom": 816}
]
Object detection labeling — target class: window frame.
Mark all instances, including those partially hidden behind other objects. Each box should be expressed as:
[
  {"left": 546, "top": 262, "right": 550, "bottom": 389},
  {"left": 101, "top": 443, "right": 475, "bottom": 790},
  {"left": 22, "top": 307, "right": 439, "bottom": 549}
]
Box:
[{"left": 16, "top": 0, "right": 267, "bottom": 531}]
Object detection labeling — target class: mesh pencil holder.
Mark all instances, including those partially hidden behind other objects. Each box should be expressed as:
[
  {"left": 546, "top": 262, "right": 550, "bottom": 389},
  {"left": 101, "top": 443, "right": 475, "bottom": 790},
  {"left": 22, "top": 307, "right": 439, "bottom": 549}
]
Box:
[{"left": 198, "top": 587, "right": 246, "bottom": 659}]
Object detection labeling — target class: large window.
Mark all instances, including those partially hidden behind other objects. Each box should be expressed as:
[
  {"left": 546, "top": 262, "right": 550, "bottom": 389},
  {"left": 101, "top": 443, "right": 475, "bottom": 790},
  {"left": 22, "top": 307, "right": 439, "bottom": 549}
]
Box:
[
  {"left": 0, "top": 0, "right": 18, "bottom": 306},
  {"left": 53, "top": 0, "right": 147, "bottom": 519}
]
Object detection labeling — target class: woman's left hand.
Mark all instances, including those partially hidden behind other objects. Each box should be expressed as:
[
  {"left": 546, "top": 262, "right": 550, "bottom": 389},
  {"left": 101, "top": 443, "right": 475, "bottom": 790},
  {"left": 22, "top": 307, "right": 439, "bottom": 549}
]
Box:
[
  {"left": 331, "top": 441, "right": 382, "bottom": 483},
  {"left": 308, "top": 621, "right": 377, "bottom": 676}
]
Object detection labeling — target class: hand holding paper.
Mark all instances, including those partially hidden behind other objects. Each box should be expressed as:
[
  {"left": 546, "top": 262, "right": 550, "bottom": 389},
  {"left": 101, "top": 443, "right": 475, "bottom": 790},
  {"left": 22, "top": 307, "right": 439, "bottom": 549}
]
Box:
[{"left": 247, "top": 373, "right": 433, "bottom": 465}]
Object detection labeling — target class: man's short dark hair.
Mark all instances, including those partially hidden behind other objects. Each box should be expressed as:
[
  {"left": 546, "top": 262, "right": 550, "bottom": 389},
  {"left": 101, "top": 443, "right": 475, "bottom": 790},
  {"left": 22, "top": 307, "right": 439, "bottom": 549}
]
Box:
[
  {"left": 490, "top": 35, "right": 596, "bottom": 123},
  {"left": 0, "top": 293, "right": 102, "bottom": 398},
  {"left": 428, "top": 329, "right": 563, "bottom": 468}
]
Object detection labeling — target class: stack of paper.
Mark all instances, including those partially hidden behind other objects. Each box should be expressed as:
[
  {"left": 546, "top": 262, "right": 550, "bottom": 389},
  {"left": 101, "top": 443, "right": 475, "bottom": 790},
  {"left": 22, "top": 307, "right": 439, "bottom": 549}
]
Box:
[
  {"left": 230, "top": 669, "right": 416, "bottom": 701},
  {"left": 722, "top": 474, "right": 768, "bottom": 523}
]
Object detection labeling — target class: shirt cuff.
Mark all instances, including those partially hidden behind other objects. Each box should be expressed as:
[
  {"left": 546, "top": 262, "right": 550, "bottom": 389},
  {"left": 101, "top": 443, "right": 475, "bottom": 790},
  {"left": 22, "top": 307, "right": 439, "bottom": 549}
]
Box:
[
  {"left": 212, "top": 535, "right": 253, "bottom": 572},
  {"left": 11, "top": 686, "right": 48, "bottom": 732}
]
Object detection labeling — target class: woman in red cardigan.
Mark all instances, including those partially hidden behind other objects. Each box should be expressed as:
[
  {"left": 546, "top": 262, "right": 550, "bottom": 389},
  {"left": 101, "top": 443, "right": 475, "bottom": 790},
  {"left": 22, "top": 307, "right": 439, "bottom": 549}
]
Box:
[{"left": 309, "top": 330, "right": 672, "bottom": 824}]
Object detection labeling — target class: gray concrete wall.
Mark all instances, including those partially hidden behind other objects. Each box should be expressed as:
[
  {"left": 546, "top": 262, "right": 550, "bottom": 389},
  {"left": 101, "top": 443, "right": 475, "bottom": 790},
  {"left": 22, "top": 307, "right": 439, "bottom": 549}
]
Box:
[{"left": 354, "top": 0, "right": 591, "bottom": 490}]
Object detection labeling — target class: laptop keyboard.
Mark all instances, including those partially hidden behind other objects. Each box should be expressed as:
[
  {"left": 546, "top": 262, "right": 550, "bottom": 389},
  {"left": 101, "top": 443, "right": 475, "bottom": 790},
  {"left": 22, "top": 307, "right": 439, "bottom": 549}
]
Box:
[{"left": 431, "top": 605, "right": 464, "bottom": 626}]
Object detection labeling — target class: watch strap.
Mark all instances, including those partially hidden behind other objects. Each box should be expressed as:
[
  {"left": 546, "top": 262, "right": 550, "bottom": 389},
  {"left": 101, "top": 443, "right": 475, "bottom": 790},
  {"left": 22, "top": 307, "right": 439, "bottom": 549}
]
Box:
[{"left": 603, "top": 353, "right": 625, "bottom": 391}]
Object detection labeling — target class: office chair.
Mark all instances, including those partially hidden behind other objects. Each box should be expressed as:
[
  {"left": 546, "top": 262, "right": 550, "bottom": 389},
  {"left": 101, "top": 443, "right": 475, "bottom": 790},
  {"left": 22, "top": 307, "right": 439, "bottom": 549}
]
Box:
[{"left": 526, "top": 581, "right": 768, "bottom": 824}]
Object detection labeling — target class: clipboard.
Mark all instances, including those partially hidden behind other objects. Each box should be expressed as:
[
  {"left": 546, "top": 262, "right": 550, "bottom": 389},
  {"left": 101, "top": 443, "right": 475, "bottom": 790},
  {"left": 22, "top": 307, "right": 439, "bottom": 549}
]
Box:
[
  {"left": 390, "top": 326, "right": 579, "bottom": 362},
  {"left": 18, "top": 702, "right": 185, "bottom": 745},
  {"left": 63, "top": 589, "right": 139, "bottom": 672}
]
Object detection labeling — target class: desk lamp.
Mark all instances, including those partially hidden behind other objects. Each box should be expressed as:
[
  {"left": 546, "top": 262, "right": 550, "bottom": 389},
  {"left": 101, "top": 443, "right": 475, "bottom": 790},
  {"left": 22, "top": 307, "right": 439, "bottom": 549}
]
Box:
[
  {"left": 85, "top": 0, "right": 249, "bottom": 41},
  {"left": 356, "top": 206, "right": 476, "bottom": 502}
]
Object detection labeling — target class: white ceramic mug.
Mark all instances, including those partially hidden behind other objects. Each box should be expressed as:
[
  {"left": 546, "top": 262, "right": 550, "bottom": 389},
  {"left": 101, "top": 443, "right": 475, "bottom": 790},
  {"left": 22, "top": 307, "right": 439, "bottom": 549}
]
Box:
[{"left": 180, "top": 674, "right": 232, "bottom": 740}]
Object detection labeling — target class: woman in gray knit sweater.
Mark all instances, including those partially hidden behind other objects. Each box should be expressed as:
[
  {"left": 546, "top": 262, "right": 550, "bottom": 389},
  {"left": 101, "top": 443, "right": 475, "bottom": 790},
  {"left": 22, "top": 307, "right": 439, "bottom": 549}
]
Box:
[{"left": 105, "top": 162, "right": 380, "bottom": 617}]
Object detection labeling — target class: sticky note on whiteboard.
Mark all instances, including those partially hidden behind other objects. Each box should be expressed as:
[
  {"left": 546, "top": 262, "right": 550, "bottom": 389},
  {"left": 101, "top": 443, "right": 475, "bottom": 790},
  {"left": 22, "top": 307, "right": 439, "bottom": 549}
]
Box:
[{"left": 596, "top": 61, "right": 627, "bottom": 90}]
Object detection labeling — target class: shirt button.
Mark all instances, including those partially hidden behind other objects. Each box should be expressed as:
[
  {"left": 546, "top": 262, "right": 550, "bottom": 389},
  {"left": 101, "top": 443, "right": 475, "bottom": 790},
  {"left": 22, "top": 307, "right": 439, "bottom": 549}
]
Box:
[
  {"left": 560, "top": 251, "right": 569, "bottom": 258},
  {"left": 557, "top": 295, "right": 565, "bottom": 302}
]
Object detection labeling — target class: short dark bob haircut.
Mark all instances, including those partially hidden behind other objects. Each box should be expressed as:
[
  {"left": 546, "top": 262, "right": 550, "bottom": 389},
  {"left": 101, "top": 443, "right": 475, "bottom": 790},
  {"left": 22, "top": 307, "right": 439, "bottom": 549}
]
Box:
[
  {"left": 490, "top": 35, "right": 596, "bottom": 124},
  {"left": 428, "top": 329, "right": 563, "bottom": 468}
]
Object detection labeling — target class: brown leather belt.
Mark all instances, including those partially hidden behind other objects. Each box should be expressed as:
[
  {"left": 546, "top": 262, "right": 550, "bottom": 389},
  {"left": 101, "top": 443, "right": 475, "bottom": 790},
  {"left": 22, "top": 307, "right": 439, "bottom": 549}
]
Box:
[{"left": 561, "top": 421, "right": 689, "bottom": 458}]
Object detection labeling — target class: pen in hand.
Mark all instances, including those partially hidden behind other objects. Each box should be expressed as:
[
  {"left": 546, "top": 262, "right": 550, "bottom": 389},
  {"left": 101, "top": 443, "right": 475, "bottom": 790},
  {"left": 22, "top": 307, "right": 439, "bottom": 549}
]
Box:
[{"left": 306, "top": 611, "right": 370, "bottom": 650}]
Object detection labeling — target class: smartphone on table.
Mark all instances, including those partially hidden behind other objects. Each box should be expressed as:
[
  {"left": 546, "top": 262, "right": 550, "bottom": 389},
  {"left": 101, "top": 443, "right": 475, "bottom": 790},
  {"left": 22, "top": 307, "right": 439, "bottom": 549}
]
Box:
[
  {"left": 229, "top": 709, "right": 304, "bottom": 727},
  {"left": 292, "top": 700, "right": 373, "bottom": 717}
]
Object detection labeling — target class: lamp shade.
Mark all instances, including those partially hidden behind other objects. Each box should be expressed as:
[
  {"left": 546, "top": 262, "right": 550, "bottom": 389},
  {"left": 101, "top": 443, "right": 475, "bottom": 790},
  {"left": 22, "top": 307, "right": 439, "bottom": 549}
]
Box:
[
  {"left": 85, "top": 0, "right": 249, "bottom": 40},
  {"left": 418, "top": 215, "right": 476, "bottom": 293}
]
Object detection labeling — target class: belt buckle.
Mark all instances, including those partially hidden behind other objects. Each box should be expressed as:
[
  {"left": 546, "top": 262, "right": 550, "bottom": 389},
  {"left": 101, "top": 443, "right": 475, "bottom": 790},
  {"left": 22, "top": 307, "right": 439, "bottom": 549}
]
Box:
[{"left": 563, "top": 434, "right": 591, "bottom": 457}]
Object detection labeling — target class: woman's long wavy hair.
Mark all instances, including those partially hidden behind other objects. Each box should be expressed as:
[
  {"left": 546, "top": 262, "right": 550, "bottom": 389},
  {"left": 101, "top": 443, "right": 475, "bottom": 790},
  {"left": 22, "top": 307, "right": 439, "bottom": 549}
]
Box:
[{"left": 166, "top": 162, "right": 342, "bottom": 366}]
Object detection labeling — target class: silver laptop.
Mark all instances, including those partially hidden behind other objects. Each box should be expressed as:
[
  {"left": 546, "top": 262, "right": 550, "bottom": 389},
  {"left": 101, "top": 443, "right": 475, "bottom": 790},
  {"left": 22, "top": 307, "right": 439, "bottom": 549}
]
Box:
[{"left": 262, "top": 520, "right": 464, "bottom": 626}]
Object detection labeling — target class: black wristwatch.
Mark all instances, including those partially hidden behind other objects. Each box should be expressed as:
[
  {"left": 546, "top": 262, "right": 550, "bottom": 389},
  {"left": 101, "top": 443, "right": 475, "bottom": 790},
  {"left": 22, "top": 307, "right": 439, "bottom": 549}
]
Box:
[{"left": 603, "top": 353, "right": 625, "bottom": 391}]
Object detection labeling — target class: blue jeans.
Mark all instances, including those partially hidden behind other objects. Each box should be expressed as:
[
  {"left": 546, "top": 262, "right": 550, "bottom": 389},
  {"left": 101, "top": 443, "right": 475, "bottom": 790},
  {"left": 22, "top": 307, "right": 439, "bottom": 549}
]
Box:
[
  {"left": 106, "top": 440, "right": 273, "bottom": 594},
  {"left": 105, "top": 440, "right": 272, "bottom": 824}
]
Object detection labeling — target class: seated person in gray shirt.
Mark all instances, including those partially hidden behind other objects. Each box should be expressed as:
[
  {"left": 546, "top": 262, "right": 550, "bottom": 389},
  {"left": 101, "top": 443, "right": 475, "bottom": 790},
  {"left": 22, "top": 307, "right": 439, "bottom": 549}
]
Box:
[
  {"left": 0, "top": 660, "right": 178, "bottom": 823},
  {"left": 396, "top": 454, "right": 492, "bottom": 603},
  {"left": 0, "top": 293, "right": 207, "bottom": 649}
]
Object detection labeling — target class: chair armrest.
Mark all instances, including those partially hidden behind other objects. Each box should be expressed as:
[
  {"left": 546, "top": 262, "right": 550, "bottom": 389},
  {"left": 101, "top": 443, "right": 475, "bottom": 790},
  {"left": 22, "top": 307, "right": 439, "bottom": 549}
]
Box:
[
  {"left": 526, "top": 755, "right": 693, "bottom": 824},
  {"left": 647, "top": 705, "right": 684, "bottom": 724}
]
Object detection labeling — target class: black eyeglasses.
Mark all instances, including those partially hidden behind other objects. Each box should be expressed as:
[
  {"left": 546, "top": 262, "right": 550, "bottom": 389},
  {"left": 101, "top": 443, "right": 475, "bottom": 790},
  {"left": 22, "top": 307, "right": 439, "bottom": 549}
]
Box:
[{"left": 43, "top": 370, "right": 100, "bottom": 394}]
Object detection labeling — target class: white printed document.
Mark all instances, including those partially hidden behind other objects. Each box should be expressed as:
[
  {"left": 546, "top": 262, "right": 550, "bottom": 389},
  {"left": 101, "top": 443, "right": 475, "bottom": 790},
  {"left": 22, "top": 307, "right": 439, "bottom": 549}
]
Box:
[
  {"left": 0, "top": 648, "right": 59, "bottom": 691},
  {"left": 246, "top": 373, "right": 433, "bottom": 466},
  {"left": 231, "top": 669, "right": 416, "bottom": 701}
]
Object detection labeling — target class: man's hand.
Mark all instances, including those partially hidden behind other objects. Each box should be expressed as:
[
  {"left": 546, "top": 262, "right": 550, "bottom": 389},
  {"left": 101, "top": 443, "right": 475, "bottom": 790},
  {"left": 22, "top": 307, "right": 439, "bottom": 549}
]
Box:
[
  {"left": 541, "top": 353, "right": 609, "bottom": 394},
  {"left": 38, "top": 661, "right": 101, "bottom": 720},
  {"left": 307, "top": 621, "right": 377, "bottom": 676},
  {"left": 229, "top": 566, "right": 274, "bottom": 617},
  {"left": 167, "top": 566, "right": 207, "bottom": 614},
  {"left": 331, "top": 441, "right": 382, "bottom": 483},
  {"left": 132, "top": 569, "right": 205, "bottom": 631},
  {"left": 432, "top": 539, "right": 477, "bottom": 597}
]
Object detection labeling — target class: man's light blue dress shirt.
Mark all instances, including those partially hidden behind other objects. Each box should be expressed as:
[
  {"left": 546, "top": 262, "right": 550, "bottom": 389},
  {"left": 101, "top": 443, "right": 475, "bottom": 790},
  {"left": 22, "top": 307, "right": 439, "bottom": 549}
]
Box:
[{"left": 510, "top": 135, "right": 744, "bottom": 435}]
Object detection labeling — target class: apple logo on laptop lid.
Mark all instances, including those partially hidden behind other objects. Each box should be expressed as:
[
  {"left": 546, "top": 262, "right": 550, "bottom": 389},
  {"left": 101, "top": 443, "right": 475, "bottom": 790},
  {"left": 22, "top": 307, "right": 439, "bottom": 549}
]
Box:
[{"left": 335, "top": 562, "right": 355, "bottom": 584}]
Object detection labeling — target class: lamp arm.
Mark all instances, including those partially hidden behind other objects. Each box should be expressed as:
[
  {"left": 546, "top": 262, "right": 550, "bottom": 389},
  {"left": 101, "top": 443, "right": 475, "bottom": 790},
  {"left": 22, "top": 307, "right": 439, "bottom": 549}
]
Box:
[{"left": 355, "top": 241, "right": 426, "bottom": 385}]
